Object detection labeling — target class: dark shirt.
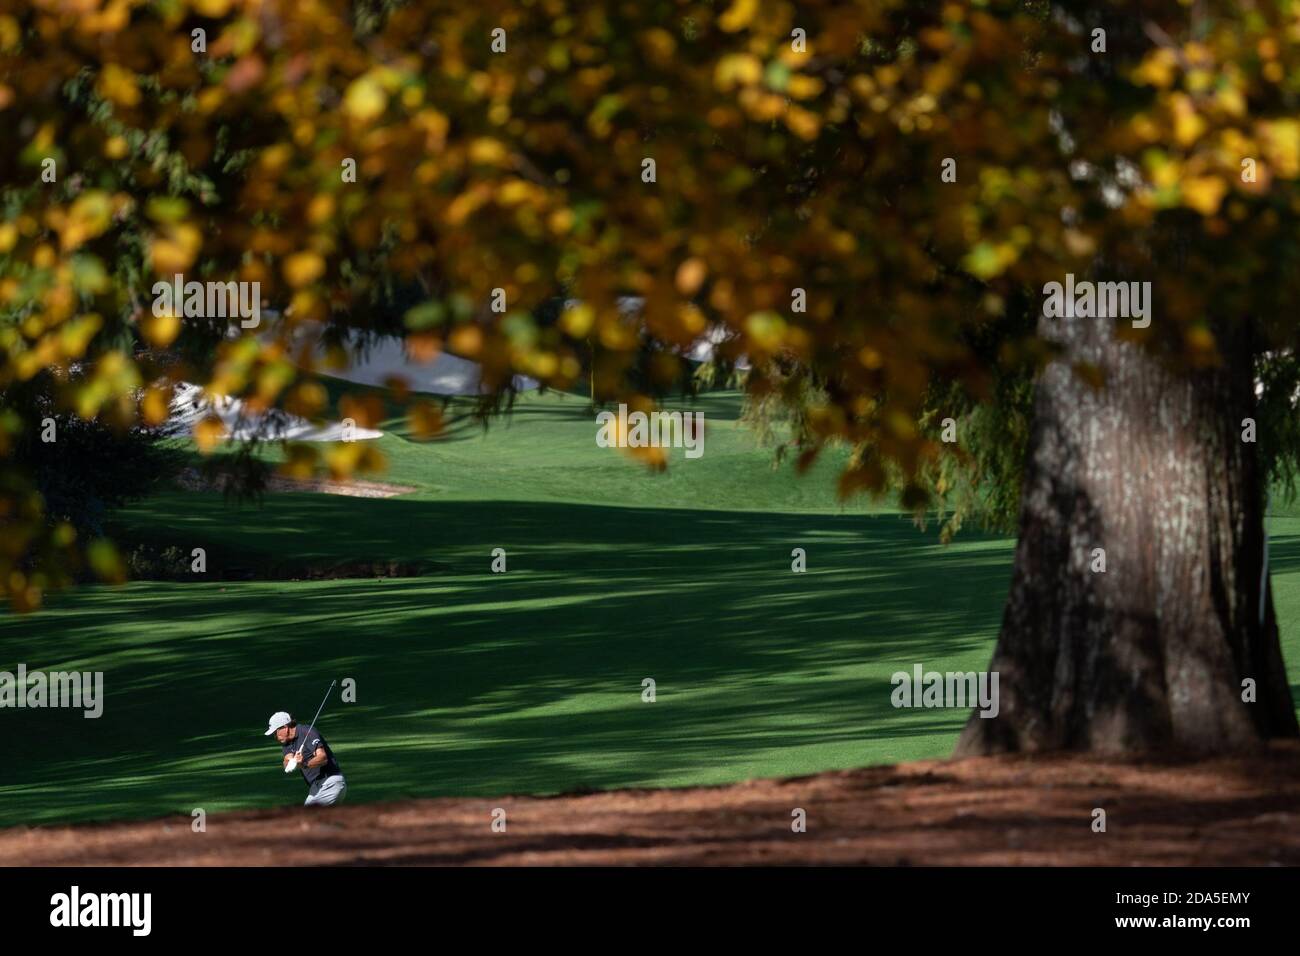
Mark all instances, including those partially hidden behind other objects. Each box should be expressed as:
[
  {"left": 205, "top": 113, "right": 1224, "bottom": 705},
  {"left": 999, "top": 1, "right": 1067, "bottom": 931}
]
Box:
[{"left": 282, "top": 723, "right": 341, "bottom": 788}]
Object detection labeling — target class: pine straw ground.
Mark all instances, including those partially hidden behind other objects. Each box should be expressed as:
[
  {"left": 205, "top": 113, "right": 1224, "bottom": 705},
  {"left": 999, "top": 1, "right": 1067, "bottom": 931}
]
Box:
[{"left": 5, "top": 743, "right": 1299, "bottom": 866}]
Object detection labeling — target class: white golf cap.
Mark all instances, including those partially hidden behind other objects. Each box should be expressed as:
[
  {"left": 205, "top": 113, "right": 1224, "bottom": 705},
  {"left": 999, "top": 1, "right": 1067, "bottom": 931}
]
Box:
[{"left": 265, "top": 711, "right": 292, "bottom": 735}]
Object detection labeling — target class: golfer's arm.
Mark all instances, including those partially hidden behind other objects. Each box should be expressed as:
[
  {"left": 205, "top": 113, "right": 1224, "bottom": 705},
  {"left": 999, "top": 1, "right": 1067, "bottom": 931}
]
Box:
[{"left": 302, "top": 746, "right": 328, "bottom": 769}]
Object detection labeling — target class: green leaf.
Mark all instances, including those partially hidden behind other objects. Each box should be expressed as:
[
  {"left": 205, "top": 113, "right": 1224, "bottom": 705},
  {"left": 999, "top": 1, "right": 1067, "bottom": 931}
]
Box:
[
  {"left": 403, "top": 301, "right": 447, "bottom": 330},
  {"left": 764, "top": 61, "right": 791, "bottom": 92},
  {"left": 146, "top": 197, "right": 190, "bottom": 223},
  {"left": 963, "top": 242, "right": 1002, "bottom": 280}
]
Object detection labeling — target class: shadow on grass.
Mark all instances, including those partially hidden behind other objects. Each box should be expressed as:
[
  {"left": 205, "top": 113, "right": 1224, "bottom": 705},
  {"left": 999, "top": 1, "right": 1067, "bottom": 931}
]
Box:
[{"left": 1, "top": 498, "right": 1012, "bottom": 826}]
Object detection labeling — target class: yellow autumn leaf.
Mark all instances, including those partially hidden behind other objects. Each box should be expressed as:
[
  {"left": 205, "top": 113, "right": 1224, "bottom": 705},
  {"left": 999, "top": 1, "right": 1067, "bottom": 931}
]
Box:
[
  {"left": 786, "top": 75, "right": 825, "bottom": 100},
  {"left": 675, "top": 258, "right": 707, "bottom": 295},
  {"left": 1182, "top": 175, "right": 1227, "bottom": 216},
  {"left": 194, "top": 415, "right": 227, "bottom": 453},
  {"left": 1146, "top": 152, "right": 1182, "bottom": 190},
  {"left": 408, "top": 401, "right": 444, "bottom": 440},
  {"left": 640, "top": 28, "right": 677, "bottom": 64},
  {"left": 277, "top": 444, "right": 318, "bottom": 480},
  {"left": 525, "top": 351, "right": 559, "bottom": 378},
  {"left": 469, "top": 138, "right": 509, "bottom": 165},
  {"left": 859, "top": 346, "right": 883, "bottom": 369},
  {"left": 344, "top": 75, "right": 388, "bottom": 123},
  {"left": 886, "top": 409, "right": 918, "bottom": 440},
  {"left": 449, "top": 324, "right": 483, "bottom": 357},
  {"left": 261, "top": 354, "right": 301, "bottom": 387},
  {"left": 414, "top": 108, "right": 449, "bottom": 151},
  {"left": 1133, "top": 48, "right": 1178, "bottom": 89},
  {"left": 718, "top": 0, "right": 758, "bottom": 33},
  {"left": 497, "top": 179, "right": 536, "bottom": 206},
  {"left": 86, "top": 539, "right": 125, "bottom": 584},
  {"left": 197, "top": 87, "right": 225, "bottom": 114},
  {"left": 1261, "top": 119, "right": 1300, "bottom": 178},
  {"left": 679, "top": 303, "right": 707, "bottom": 335},
  {"left": 786, "top": 107, "right": 821, "bottom": 141},
  {"left": 714, "top": 54, "right": 762, "bottom": 91},
  {"left": 307, "top": 194, "right": 335, "bottom": 225},
  {"left": 324, "top": 440, "right": 365, "bottom": 479},
  {"left": 150, "top": 223, "right": 202, "bottom": 274},
  {"left": 445, "top": 185, "right": 491, "bottom": 226},
  {"left": 283, "top": 251, "right": 325, "bottom": 288},
  {"left": 60, "top": 191, "right": 113, "bottom": 251},
  {"left": 140, "top": 386, "right": 172, "bottom": 427},
  {"left": 138, "top": 310, "right": 181, "bottom": 348},
  {"left": 560, "top": 303, "right": 595, "bottom": 337},
  {"left": 626, "top": 441, "right": 667, "bottom": 471},
  {"left": 1062, "top": 229, "right": 1096, "bottom": 257},
  {"left": 745, "top": 310, "right": 787, "bottom": 351},
  {"left": 1170, "top": 94, "right": 1205, "bottom": 148},
  {"left": 548, "top": 208, "right": 574, "bottom": 235},
  {"left": 97, "top": 64, "right": 140, "bottom": 107},
  {"left": 1216, "top": 86, "right": 1246, "bottom": 118},
  {"left": 58, "top": 314, "right": 102, "bottom": 359},
  {"left": 285, "top": 380, "right": 328, "bottom": 418},
  {"left": 1186, "top": 326, "right": 1216, "bottom": 351}
]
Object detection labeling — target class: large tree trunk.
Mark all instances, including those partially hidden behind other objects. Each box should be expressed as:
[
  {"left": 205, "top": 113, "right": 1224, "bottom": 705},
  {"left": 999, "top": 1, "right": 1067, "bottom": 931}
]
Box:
[{"left": 955, "top": 310, "right": 1298, "bottom": 756}]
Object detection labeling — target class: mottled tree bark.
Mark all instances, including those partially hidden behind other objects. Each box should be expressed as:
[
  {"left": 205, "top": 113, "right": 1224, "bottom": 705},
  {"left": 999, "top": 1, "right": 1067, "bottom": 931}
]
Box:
[{"left": 955, "top": 310, "right": 1298, "bottom": 756}]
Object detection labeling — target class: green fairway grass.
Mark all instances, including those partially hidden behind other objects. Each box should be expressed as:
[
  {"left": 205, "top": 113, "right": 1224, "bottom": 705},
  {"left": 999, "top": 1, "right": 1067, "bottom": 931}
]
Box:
[{"left": 3, "top": 389, "right": 1300, "bottom": 827}]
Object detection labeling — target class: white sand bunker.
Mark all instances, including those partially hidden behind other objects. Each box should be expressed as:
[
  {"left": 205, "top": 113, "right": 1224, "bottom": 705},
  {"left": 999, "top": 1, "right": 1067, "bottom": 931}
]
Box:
[
  {"left": 686, "top": 323, "right": 752, "bottom": 369},
  {"left": 565, "top": 297, "right": 751, "bottom": 369},
  {"left": 163, "top": 321, "right": 537, "bottom": 443},
  {"left": 165, "top": 382, "right": 384, "bottom": 443},
  {"left": 273, "top": 308, "right": 743, "bottom": 397},
  {"left": 288, "top": 324, "right": 538, "bottom": 396}
]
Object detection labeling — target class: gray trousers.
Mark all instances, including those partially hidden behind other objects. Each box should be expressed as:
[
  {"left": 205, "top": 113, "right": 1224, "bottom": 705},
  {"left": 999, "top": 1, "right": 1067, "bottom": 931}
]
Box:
[{"left": 304, "top": 774, "right": 347, "bottom": 807}]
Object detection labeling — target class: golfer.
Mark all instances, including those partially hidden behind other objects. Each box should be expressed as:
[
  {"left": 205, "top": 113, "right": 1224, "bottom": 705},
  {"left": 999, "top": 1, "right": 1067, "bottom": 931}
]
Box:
[{"left": 266, "top": 711, "right": 347, "bottom": 807}]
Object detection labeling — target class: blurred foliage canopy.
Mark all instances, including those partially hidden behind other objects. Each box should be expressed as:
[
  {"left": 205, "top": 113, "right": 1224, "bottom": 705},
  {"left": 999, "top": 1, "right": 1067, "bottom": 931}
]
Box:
[{"left": 5, "top": 0, "right": 1300, "bottom": 608}]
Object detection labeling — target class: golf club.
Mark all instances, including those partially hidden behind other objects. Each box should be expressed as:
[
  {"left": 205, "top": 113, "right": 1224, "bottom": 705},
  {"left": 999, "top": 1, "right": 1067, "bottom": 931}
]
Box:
[{"left": 284, "top": 679, "right": 337, "bottom": 774}]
